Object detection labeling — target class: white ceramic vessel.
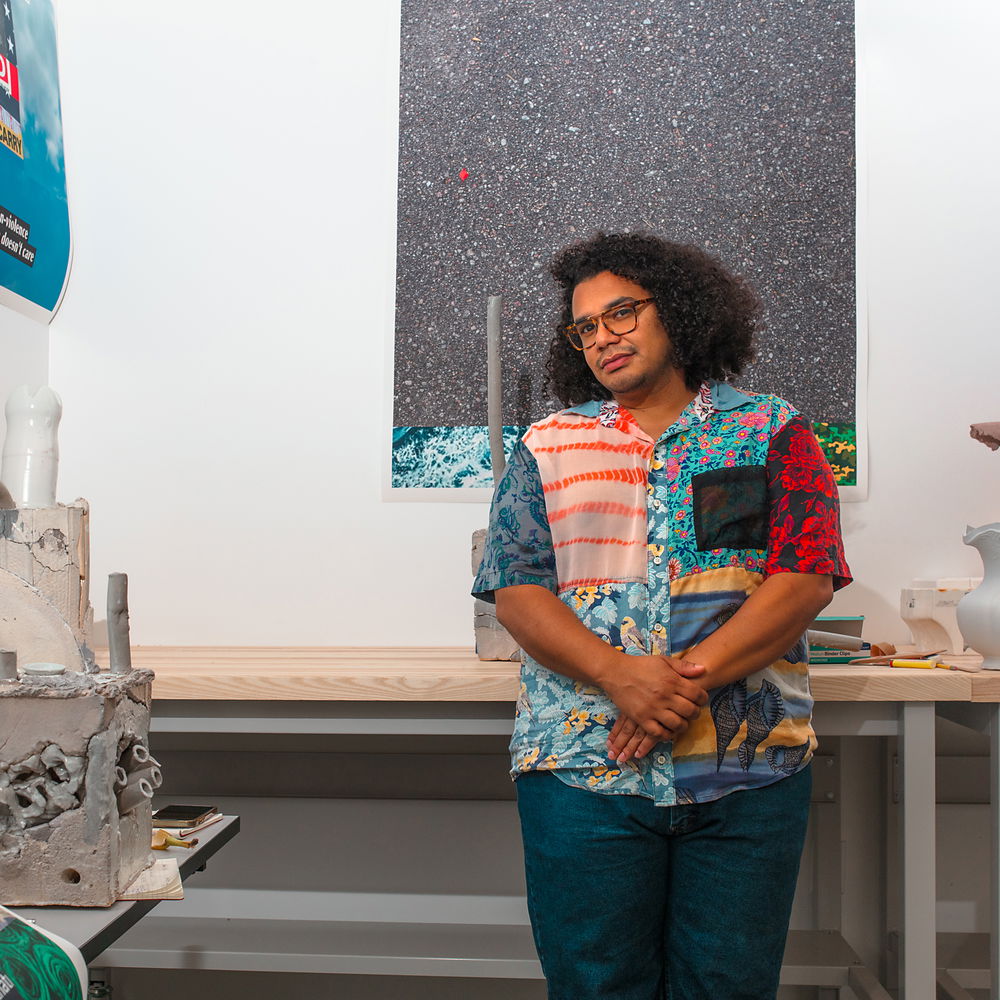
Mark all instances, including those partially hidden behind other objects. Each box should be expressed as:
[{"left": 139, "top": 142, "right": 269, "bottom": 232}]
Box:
[
  {"left": 957, "top": 523, "right": 1000, "bottom": 669},
  {"left": 0, "top": 385, "right": 62, "bottom": 508}
]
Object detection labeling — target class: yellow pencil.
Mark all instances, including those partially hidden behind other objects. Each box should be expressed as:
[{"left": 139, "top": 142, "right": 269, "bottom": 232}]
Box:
[{"left": 888, "top": 658, "right": 956, "bottom": 670}]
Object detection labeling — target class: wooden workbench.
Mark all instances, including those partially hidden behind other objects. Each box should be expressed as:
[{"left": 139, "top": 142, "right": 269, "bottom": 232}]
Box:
[
  {"left": 113, "top": 645, "right": 976, "bottom": 703},
  {"left": 92, "top": 647, "right": 978, "bottom": 999}
]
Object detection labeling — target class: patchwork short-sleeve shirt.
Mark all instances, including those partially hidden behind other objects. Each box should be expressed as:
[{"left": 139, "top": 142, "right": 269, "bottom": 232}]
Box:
[{"left": 473, "top": 380, "right": 851, "bottom": 806}]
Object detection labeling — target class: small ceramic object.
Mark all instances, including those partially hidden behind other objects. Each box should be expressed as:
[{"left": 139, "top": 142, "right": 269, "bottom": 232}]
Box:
[
  {"left": 21, "top": 661, "right": 66, "bottom": 676},
  {"left": 957, "top": 523, "right": 1000, "bottom": 669},
  {"left": 0, "top": 650, "right": 16, "bottom": 680},
  {"left": 0, "top": 385, "right": 62, "bottom": 508}
]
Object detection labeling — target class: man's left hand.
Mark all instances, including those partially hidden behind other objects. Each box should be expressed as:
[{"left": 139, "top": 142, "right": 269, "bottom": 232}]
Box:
[{"left": 607, "top": 658, "right": 705, "bottom": 762}]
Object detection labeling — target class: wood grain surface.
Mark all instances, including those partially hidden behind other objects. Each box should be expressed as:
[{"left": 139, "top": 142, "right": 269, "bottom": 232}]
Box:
[
  {"left": 92, "top": 647, "right": 977, "bottom": 703},
  {"left": 971, "top": 671, "right": 1000, "bottom": 702}
]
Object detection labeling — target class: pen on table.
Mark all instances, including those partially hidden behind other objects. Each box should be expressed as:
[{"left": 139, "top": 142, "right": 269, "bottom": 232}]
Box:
[{"left": 888, "top": 657, "right": 957, "bottom": 670}]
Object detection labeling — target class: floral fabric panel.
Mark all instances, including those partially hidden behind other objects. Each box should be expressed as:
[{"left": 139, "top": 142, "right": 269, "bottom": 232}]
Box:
[
  {"left": 473, "top": 440, "right": 557, "bottom": 599},
  {"left": 765, "top": 415, "right": 851, "bottom": 586},
  {"left": 511, "top": 582, "right": 679, "bottom": 804}
]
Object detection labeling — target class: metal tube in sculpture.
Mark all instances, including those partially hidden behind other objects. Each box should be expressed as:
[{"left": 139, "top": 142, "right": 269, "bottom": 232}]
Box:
[
  {"left": 107, "top": 573, "right": 132, "bottom": 675},
  {"left": 487, "top": 295, "right": 505, "bottom": 485}
]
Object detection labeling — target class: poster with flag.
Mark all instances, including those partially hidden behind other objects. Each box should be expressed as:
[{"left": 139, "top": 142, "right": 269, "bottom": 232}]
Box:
[
  {"left": 0, "top": 0, "right": 70, "bottom": 324},
  {"left": 0, "top": 52, "right": 19, "bottom": 104},
  {"left": 0, "top": 0, "right": 22, "bottom": 159}
]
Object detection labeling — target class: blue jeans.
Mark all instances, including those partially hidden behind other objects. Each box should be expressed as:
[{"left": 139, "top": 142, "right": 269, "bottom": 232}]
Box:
[{"left": 516, "top": 766, "right": 812, "bottom": 1000}]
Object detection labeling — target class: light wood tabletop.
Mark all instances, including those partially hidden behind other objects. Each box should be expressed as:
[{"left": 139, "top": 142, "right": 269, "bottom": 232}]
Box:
[
  {"left": 971, "top": 671, "right": 1000, "bottom": 702},
  {"left": 94, "top": 647, "right": 980, "bottom": 703}
]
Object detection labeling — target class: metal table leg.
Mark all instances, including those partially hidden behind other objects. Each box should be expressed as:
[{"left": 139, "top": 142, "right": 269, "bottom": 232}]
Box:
[
  {"left": 900, "top": 701, "right": 936, "bottom": 999},
  {"left": 992, "top": 704, "right": 1000, "bottom": 999}
]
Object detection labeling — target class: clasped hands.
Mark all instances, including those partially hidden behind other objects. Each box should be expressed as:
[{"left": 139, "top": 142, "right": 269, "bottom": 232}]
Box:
[{"left": 603, "top": 655, "right": 708, "bottom": 764}]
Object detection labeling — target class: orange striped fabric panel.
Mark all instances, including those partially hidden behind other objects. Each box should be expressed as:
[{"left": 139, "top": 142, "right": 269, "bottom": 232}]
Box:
[{"left": 525, "top": 413, "right": 651, "bottom": 590}]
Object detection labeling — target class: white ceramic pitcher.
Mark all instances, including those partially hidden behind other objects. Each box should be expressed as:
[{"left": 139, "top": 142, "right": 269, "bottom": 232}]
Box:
[{"left": 957, "top": 523, "right": 1000, "bottom": 669}]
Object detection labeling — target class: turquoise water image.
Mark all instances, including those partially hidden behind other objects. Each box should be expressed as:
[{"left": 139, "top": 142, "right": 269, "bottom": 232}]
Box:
[
  {"left": 392, "top": 425, "right": 529, "bottom": 488},
  {"left": 393, "top": 421, "right": 859, "bottom": 490}
]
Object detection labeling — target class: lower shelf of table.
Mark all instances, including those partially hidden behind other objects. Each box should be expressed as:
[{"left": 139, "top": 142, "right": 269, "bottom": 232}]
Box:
[
  {"left": 91, "top": 890, "right": 879, "bottom": 988},
  {"left": 934, "top": 932, "right": 992, "bottom": 992}
]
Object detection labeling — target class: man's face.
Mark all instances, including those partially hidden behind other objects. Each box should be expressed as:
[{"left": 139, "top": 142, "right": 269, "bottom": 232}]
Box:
[{"left": 571, "top": 270, "right": 678, "bottom": 401}]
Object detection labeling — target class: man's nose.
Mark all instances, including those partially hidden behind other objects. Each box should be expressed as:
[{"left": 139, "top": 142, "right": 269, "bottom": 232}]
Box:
[{"left": 592, "top": 317, "right": 623, "bottom": 349}]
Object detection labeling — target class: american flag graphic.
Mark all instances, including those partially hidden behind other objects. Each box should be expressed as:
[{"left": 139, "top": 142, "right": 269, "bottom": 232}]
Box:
[
  {"left": 0, "top": 0, "right": 19, "bottom": 123},
  {"left": 0, "top": 55, "right": 17, "bottom": 102}
]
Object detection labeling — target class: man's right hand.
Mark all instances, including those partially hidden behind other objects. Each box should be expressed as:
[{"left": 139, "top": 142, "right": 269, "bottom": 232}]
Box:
[
  {"left": 599, "top": 655, "right": 708, "bottom": 749},
  {"left": 495, "top": 586, "right": 708, "bottom": 750}
]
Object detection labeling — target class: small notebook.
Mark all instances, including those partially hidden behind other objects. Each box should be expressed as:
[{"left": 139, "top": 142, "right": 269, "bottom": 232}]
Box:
[{"left": 118, "top": 858, "right": 184, "bottom": 901}]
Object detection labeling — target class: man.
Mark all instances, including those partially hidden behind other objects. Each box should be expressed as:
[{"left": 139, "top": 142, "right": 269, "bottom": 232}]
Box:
[{"left": 472, "top": 232, "right": 851, "bottom": 1000}]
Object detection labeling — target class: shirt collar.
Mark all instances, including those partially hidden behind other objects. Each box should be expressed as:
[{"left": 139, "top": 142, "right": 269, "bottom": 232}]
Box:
[
  {"left": 709, "top": 380, "right": 754, "bottom": 412},
  {"left": 564, "top": 399, "right": 604, "bottom": 417},
  {"left": 564, "top": 380, "right": 754, "bottom": 424}
]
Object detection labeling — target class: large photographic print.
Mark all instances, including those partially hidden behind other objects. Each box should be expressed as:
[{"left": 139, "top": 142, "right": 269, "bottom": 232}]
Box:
[{"left": 393, "top": 1, "right": 858, "bottom": 494}]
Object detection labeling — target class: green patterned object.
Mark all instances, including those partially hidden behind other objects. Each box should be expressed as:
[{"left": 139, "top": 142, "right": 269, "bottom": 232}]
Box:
[
  {"left": 0, "top": 912, "right": 83, "bottom": 1000},
  {"left": 813, "top": 420, "right": 857, "bottom": 487}
]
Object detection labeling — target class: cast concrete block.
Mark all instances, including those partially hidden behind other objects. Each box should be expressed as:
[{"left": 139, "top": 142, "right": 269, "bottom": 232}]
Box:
[{"left": 0, "top": 670, "right": 155, "bottom": 906}]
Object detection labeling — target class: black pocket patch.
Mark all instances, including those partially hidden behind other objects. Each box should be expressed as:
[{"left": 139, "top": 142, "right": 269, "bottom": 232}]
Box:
[{"left": 692, "top": 466, "right": 768, "bottom": 551}]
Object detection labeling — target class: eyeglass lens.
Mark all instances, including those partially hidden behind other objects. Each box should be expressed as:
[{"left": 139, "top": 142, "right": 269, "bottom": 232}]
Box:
[{"left": 570, "top": 303, "right": 639, "bottom": 347}]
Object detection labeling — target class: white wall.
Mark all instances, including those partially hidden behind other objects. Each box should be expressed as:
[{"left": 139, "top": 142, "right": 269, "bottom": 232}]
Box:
[
  {"left": 0, "top": 309, "right": 49, "bottom": 444},
  {"left": 838, "top": 0, "right": 1000, "bottom": 634},
  {"left": 46, "top": 0, "right": 1000, "bottom": 646}
]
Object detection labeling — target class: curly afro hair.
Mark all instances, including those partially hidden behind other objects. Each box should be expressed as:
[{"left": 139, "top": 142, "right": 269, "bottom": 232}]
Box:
[{"left": 545, "top": 232, "right": 761, "bottom": 407}]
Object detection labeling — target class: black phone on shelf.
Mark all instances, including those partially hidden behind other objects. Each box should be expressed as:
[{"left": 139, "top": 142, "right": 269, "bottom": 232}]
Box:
[{"left": 151, "top": 804, "right": 218, "bottom": 828}]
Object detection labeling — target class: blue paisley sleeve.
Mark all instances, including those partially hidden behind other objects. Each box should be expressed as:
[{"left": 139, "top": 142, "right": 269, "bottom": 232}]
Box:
[{"left": 472, "top": 439, "right": 556, "bottom": 602}]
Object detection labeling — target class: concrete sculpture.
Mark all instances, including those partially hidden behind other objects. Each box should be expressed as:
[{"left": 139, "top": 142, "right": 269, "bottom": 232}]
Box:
[
  {"left": 0, "top": 666, "right": 158, "bottom": 905},
  {"left": 0, "top": 386, "right": 156, "bottom": 905}
]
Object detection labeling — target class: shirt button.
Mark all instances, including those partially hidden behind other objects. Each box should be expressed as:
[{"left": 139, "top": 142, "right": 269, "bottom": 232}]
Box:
[
  {"left": 656, "top": 754, "right": 667, "bottom": 765},
  {"left": 653, "top": 557, "right": 662, "bottom": 565}
]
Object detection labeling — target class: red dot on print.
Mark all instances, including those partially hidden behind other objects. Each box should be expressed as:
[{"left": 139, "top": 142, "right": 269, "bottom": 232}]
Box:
[{"left": 458, "top": 168, "right": 469, "bottom": 181}]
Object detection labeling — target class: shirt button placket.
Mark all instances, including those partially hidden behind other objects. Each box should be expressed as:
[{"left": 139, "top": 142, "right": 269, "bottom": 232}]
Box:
[
  {"left": 650, "top": 437, "right": 677, "bottom": 804},
  {"left": 651, "top": 750, "right": 676, "bottom": 805},
  {"left": 646, "top": 446, "right": 665, "bottom": 653}
]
